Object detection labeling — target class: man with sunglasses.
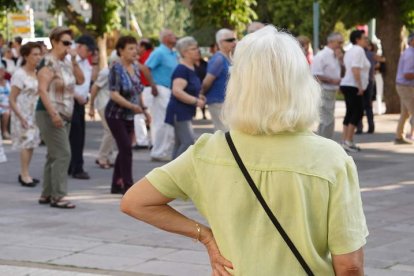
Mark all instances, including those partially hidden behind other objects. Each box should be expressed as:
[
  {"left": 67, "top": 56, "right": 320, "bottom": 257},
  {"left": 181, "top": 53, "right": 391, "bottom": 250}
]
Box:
[
  {"left": 68, "top": 35, "right": 97, "bottom": 179},
  {"left": 201, "top": 28, "right": 237, "bottom": 131}
]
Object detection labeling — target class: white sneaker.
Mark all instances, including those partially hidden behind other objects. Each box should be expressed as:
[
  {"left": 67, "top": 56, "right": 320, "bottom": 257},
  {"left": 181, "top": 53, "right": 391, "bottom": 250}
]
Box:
[{"left": 342, "top": 141, "right": 361, "bottom": 153}]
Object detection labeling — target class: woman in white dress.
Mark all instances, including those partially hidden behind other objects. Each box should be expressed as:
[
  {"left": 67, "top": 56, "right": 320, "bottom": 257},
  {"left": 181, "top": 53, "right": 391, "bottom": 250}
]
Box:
[{"left": 9, "top": 42, "right": 42, "bottom": 187}]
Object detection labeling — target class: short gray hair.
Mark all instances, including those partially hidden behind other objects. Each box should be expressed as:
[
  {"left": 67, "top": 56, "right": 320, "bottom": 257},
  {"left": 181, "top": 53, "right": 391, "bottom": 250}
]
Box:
[
  {"left": 176, "top": 36, "right": 197, "bottom": 57},
  {"left": 215, "top": 28, "right": 233, "bottom": 45},
  {"left": 327, "top": 32, "right": 343, "bottom": 43},
  {"left": 159, "top": 29, "right": 173, "bottom": 42}
]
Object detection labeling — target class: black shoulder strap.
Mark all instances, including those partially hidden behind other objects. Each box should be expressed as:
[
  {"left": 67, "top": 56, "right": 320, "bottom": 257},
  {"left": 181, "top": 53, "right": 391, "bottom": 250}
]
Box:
[{"left": 225, "top": 132, "right": 314, "bottom": 276}]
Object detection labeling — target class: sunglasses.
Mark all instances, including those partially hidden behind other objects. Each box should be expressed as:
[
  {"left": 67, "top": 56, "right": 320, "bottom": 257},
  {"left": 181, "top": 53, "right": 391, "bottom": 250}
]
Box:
[
  {"left": 222, "top": 38, "right": 236, "bottom": 43},
  {"left": 61, "top": 40, "right": 72, "bottom": 46}
]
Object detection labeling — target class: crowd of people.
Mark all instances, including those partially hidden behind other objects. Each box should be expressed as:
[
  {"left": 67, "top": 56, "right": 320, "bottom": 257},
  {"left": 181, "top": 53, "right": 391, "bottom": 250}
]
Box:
[
  {"left": 0, "top": 24, "right": 411, "bottom": 206},
  {"left": 1, "top": 19, "right": 414, "bottom": 274}
]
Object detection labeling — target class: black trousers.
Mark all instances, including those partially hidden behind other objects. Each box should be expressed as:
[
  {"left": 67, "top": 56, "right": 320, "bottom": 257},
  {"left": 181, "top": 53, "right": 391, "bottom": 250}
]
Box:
[
  {"left": 106, "top": 117, "right": 134, "bottom": 192},
  {"left": 357, "top": 80, "right": 375, "bottom": 132},
  {"left": 341, "top": 85, "right": 364, "bottom": 126},
  {"left": 68, "top": 101, "right": 85, "bottom": 175}
]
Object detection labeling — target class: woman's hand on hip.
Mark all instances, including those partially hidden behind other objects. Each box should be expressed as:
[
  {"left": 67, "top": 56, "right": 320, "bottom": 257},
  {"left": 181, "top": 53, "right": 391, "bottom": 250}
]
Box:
[{"left": 201, "top": 228, "right": 234, "bottom": 276}]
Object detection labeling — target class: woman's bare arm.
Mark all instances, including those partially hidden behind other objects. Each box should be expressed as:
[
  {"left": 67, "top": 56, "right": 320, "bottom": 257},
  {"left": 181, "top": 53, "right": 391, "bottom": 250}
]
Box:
[
  {"left": 37, "top": 67, "right": 63, "bottom": 128},
  {"left": 172, "top": 78, "right": 204, "bottom": 107},
  {"left": 9, "top": 85, "right": 27, "bottom": 127},
  {"left": 332, "top": 247, "right": 364, "bottom": 276},
  {"left": 121, "top": 177, "right": 233, "bottom": 275}
]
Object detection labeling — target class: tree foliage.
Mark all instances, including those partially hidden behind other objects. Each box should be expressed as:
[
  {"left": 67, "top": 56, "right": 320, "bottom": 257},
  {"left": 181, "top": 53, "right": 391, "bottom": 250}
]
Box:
[
  {"left": 185, "top": 0, "right": 257, "bottom": 45},
  {"left": 0, "top": 0, "right": 19, "bottom": 10},
  {"left": 129, "top": 0, "right": 191, "bottom": 40},
  {"left": 49, "top": 0, "right": 121, "bottom": 37}
]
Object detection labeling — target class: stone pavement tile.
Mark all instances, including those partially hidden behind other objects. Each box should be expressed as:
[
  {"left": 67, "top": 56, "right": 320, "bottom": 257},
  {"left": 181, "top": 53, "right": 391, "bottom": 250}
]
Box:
[
  {"left": 365, "top": 258, "right": 397, "bottom": 269},
  {"left": 366, "top": 229, "right": 412, "bottom": 249},
  {"left": 0, "top": 245, "right": 70, "bottom": 262},
  {"left": 365, "top": 267, "right": 414, "bottom": 276},
  {"left": 0, "top": 233, "right": 33, "bottom": 246},
  {"left": 158, "top": 250, "right": 209, "bottom": 265},
  {"left": 13, "top": 236, "right": 103, "bottom": 252},
  {"left": 125, "top": 260, "right": 210, "bottom": 276},
  {"left": 124, "top": 231, "right": 204, "bottom": 251},
  {"left": 83, "top": 243, "right": 175, "bottom": 260},
  {"left": 365, "top": 247, "right": 414, "bottom": 264},
  {"left": 50, "top": 253, "right": 146, "bottom": 271},
  {"left": 384, "top": 223, "right": 414, "bottom": 234},
  {"left": 390, "top": 264, "right": 414, "bottom": 273},
  {"left": 0, "top": 265, "right": 105, "bottom": 276},
  {"left": 364, "top": 209, "right": 414, "bottom": 230}
]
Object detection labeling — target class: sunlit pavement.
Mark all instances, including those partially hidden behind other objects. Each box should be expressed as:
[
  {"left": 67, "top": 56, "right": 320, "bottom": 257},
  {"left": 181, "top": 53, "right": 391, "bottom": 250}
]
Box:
[{"left": 0, "top": 101, "right": 413, "bottom": 275}]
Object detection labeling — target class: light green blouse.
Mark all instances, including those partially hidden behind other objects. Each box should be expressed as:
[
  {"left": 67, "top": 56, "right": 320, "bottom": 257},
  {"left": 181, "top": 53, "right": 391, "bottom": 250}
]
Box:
[{"left": 146, "top": 130, "right": 368, "bottom": 275}]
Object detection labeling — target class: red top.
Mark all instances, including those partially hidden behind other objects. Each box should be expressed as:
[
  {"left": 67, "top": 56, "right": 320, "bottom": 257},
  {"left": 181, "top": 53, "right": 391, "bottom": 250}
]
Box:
[{"left": 138, "top": 49, "right": 152, "bottom": 86}]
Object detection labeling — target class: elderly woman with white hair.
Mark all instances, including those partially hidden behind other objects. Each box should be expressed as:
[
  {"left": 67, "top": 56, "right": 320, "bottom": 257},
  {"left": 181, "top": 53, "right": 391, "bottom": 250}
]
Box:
[
  {"left": 164, "top": 36, "right": 205, "bottom": 159},
  {"left": 121, "top": 26, "right": 368, "bottom": 275}
]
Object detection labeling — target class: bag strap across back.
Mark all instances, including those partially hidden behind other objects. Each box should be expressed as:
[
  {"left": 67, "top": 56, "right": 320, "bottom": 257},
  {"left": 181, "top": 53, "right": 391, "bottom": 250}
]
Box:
[{"left": 225, "top": 132, "right": 314, "bottom": 276}]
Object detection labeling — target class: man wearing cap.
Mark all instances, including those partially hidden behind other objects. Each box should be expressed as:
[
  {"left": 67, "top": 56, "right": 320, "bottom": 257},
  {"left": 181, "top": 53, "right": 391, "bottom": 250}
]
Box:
[
  {"left": 395, "top": 33, "right": 414, "bottom": 144},
  {"left": 68, "top": 35, "right": 96, "bottom": 179}
]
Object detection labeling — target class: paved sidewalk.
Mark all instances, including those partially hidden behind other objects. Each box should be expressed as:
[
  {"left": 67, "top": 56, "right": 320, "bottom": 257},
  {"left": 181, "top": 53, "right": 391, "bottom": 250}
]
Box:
[{"left": 0, "top": 102, "right": 413, "bottom": 275}]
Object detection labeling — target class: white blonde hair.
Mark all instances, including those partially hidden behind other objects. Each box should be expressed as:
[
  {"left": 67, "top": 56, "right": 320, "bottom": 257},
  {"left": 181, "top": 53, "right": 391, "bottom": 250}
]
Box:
[{"left": 223, "top": 25, "right": 321, "bottom": 135}]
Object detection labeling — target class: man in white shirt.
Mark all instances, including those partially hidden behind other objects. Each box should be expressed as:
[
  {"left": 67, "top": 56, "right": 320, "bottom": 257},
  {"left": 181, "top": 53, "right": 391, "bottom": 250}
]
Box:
[
  {"left": 311, "top": 32, "right": 344, "bottom": 139},
  {"left": 68, "top": 35, "right": 96, "bottom": 179}
]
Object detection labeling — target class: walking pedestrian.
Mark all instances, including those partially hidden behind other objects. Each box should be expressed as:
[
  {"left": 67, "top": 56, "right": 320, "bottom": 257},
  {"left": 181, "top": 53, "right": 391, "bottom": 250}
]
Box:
[
  {"left": 311, "top": 32, "right": 344, "bottom": 139},
  {"left": 340, "top": 30, "right": 370, "bottom": 152},
  {"left": 356, "top": 40, "right": 377, "bottom": 134},
  {"left": 201, "top": 28, "right": 237, "bottom": 132},
  {"left": 68, "top": 35, "right": 96, "bottom": 180},
  {"left": 0, "top": 64, "right": 11, "bottom": 139},
  {"left": 35, "top": 27, "right": 84, "bottom": 209},
  {"left": 133, "top": 39, "right": 154, "bottom": 149},
  {"left": 105, "top": 35, "right": 150, "bottom": 194},
  {"left": 144, "top": 29, "right": 178, "bottom": 161},
  {"left": 395, "top": 33, "right": 414, "bottom": 144},
  {"left": 121, "top": 26, "right": 368, "bottom": 275},
  {"left": 165, "top": 36, "right": 205, "bottom": 159},
  {"left": 89, "top": 64, "right": 116, "bottom": 169},
  {"left": 9, "top": 42, "right": 42, "bottom": 187}
]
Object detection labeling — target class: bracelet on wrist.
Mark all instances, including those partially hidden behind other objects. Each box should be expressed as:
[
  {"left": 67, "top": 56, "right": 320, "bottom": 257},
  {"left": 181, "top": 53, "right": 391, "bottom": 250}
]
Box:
[{"left": 193, "top": 223, "right": 201, "bottom": 243}]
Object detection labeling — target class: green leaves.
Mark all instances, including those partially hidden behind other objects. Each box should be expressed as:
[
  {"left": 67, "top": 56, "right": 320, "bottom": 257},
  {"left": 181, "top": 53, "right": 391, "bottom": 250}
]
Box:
[{"left": 187, "top": 0, "right": 257, "bottom": 45}]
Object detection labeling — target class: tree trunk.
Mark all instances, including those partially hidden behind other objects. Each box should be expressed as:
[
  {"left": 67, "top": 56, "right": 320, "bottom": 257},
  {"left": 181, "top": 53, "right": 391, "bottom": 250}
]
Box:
[
  {"left": 376, "top": 0, "right": 404, "bottom": 114},
  {"left": 97, "top": 34, "right": 107, "bottom": 69}
]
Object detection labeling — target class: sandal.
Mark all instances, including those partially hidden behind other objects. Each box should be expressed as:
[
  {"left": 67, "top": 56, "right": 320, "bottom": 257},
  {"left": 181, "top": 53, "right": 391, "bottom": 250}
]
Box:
[
  {"left": 95, "top": 159, "right": 111, "bottom": 169},
  {"left": 38, "top": 196, "right": 51, "bottom": 204},
  {"left": 50, "top": 198, "right": 76, "bottom": 209}
]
